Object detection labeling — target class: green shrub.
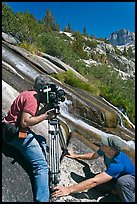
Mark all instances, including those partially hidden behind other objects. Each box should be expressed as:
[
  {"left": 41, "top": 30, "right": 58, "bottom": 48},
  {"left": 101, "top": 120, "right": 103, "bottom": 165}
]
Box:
[
  {"left": 19, "top": 41, "right": 39, "bottom": 54},
  {"left": 53, "top": 70, "right": 100, "bottom": 95}
]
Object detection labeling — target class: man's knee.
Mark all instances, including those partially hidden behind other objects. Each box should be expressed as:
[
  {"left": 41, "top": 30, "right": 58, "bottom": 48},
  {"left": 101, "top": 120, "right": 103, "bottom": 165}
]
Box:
[
  {"left": 116, "top": 175, "right": 135, "bottom": 202},
  {"left": 117, "top": 175, "right": 135, "bottom": 189},
  {"left": 117, "top": 176, "right": 126, "bottom": 187}
]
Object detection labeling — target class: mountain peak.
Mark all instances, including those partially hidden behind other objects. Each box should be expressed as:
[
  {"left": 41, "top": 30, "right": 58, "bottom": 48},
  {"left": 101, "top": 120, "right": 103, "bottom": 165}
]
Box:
[{"left": 108, "top": 29, "right": 135, "bottom": 46}]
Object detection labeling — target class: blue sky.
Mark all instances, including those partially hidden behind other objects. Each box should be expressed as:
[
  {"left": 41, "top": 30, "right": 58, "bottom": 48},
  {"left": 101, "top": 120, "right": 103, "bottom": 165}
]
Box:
[{"left": 6, "top": 2, "right": 135, "bottom": 38}]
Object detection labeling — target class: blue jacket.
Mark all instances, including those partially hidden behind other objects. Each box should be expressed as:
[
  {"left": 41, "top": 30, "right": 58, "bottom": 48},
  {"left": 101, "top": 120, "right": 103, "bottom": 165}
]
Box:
[{"left": 97, "top": 148, "right": 135, "bottom": 179}]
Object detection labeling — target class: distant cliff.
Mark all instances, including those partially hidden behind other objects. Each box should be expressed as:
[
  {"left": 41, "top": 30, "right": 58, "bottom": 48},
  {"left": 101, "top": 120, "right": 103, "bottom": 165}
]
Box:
[{"left": 108, "top": 29, "right": 135, "bottom": 46}]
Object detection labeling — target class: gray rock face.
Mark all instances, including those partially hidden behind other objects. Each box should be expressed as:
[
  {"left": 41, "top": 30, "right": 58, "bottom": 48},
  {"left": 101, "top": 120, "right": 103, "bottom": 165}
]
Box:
[
  {"left": 2, "top": 32, "right": 20, "bottom": 45},
  {"left": 2, "top": 142, "right": 34, "bottom": 202},
  {"left": 108, "top": 29, "right": 135, "bottom": 46}
]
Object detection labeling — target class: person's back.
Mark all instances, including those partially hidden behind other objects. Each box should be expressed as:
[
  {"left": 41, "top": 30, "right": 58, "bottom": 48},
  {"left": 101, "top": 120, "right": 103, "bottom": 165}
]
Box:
[
  {"left": 98, "top": 148, "right": 135, "bottom": 179},
  {"left": 4, "top": 90, "right": 39, "bottom": 126},
  {"left": 113, "top": 151, "right": 135, "bottom": 176}
]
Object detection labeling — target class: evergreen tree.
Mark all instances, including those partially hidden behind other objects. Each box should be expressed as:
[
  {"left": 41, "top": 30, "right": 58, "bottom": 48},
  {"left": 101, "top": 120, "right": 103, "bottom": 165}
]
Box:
[
  {"left": 15, "top": 11, "right": 40, "bottom": 42},
  {"left": 63, "top": 26, "right": 68, "bottom": 32},
  {"left": 67, "top": 23, "right": 71, "bottom": 32},
  {"left": 123, "top": 47, "right": 128, "bottom": 57},
  {"left": 41, "top": 9, "right": 59, "bottom": 31},
  {"left": 127, "top": 47, "right": 134, "bottom": 58},
  {"left": 2, "top": 2, "right": 17, "bottom": 35},
  {"left": 72, "top": 31, "right": 88, "bottom": 59},
  {"left": 90, "top": 34, "right": 95, "bottom": 39},
  {"left": 72, "top": 31, "right": 83, "bottom": 50},
  {"left": 83, "top": 25, "right": 88, "bottom": 36},
  {"left": 55, "top": 23, "right": 60, "bottom": 32}
]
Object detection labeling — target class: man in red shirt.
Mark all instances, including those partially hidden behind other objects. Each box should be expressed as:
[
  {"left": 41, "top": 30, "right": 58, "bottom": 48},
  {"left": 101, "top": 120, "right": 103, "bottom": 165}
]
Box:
[{"left": 3, "top": 75, "right": 57, "bottom": 202}]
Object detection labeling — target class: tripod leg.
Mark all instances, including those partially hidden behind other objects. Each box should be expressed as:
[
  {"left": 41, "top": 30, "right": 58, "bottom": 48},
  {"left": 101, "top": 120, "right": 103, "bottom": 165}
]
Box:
[
  {"left": 48, "top": 118, "right": 69, "bottom": 201},
  {"left": 48, "top": 123, "right": 61, "bottom": 202},
  {"left": 53, "top": 132, "right": 60, "bottom": 184},
  {"left": 49, "top": 124, "right": 60, "bottom": 187}
]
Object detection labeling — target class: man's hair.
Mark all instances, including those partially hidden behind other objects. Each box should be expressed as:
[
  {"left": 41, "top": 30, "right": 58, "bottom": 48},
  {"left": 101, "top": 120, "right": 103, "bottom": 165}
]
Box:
[{"left": 33, "top": 75, "right": 47, "bottom": 92}]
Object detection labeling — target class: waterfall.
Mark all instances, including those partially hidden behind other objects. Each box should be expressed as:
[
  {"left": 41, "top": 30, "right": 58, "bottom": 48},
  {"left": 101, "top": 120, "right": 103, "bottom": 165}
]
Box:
[
  {"left": 102, "top": 97, "right": 135, "bottom": 130},
  {"left": 59, "top": 99, "right": 135, "bottom": 151}
]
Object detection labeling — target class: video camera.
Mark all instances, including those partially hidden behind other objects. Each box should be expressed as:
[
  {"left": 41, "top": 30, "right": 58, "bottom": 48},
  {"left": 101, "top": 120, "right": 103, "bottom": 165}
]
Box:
[{"left": 39, "top": 83, "right": 65, "bottom": 113}]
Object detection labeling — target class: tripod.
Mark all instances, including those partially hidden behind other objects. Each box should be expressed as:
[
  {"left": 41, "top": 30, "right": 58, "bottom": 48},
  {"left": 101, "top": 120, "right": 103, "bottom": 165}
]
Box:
[{"left": 47, "top": 115, "right": 69, "bottom": 201}]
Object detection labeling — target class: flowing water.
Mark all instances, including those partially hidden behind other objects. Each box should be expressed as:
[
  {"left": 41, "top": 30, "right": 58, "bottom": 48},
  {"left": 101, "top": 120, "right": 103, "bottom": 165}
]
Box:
[{"left": 2, "top": 43, "right": 135, "bottom": 157}]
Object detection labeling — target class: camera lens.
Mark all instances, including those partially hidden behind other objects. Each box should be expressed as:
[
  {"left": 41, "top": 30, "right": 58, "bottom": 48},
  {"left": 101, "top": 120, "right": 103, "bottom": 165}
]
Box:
[{"left": 57, "top": 90, "right": 65, "bottom": 101}]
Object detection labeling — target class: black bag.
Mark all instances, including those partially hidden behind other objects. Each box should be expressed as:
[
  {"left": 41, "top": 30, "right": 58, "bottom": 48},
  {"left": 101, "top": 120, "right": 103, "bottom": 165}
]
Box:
[{"left": 2, "top": 122, "right": 19, "bottom": 142}]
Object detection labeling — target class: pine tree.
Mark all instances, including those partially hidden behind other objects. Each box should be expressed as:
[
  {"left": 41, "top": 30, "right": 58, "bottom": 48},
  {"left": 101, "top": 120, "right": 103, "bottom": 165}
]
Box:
[
  {"left": 72, "top": 31, "right": 88, "bottom": 59},
  {"left": 2, "top": 2, "right": 17, "bottom": 35},
  {"left": 15, "top": 11, "right": 40, "bottom": 42},
  {"left": 41, "top": 9, "right": 59, "bottom": 31},
  {"left": 67, "top": 23, "right": 71, "bottom": 32},
  {"left": 123, "top": 47, "right": 127, "bottom": 57},
  {"left": 83, "top": 25, "right": 88, "bottom": 36}
]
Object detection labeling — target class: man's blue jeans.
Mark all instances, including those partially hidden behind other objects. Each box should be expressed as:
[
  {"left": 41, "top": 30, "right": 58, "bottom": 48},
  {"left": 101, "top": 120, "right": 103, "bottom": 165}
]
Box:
[
  {"left": 116, "top": 174, "right": 135, "bottom": 202},
  {"left": 3, "top": 129, "right": 49, "bottom": 202}
]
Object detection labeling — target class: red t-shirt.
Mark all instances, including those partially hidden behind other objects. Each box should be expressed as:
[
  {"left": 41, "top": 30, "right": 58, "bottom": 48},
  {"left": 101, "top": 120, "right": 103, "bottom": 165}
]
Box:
[{"left": 4, "top": 90, "right": 40, "bottom": 126}]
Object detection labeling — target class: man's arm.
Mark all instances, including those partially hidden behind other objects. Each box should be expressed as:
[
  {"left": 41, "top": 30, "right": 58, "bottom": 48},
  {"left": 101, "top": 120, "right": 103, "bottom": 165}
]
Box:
[
  {"left": 20, "top": 110, "right": 56, "bottom": 128},
  {"left": 52, "top": 172, "right": 112, "bottom": 197},
  {"left": 66, "top": 151, "right": 99, "bottom": 160}
]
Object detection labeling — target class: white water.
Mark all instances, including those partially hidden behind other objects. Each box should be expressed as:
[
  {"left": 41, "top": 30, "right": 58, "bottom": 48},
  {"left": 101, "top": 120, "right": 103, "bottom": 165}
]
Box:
[
  {"left": 60, "top": 100, "right": 135, "bottom": 151},
  {"left": 102, "top": 97, "right": 135, "bottom": 130},
  {"left": 2, "top": 46, "right": 40, "bottom": 80}
]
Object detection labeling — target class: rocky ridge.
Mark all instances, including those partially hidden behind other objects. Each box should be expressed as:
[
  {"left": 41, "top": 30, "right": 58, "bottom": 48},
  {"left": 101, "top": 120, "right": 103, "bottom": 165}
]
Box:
[
  {"left": 61, "top": 29, "right": 135, "bottom": 79},
  {"left": 108, "top": 28, "right": 135, "bottom": 46}
]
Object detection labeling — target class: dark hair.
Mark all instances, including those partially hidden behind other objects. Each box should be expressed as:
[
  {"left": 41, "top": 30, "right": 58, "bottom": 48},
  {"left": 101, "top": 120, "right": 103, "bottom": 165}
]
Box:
[{"left": 33, "top": 75, "right": 47, "bottom": 92}]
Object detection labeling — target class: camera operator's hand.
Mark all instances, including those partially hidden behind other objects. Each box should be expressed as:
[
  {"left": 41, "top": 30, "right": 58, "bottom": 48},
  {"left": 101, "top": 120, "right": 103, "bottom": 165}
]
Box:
[
  {"left": 37, "top": 103, "right": 55, "bottom": 116},
  {"left": 46, "top": 108, "right": 57, "bottom": 120}
]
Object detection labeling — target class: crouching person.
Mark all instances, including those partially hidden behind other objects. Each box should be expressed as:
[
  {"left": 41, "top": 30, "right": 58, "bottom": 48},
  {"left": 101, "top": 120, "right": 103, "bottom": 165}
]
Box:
[{"left": 52, "top": 135, "right": 135, "bottom": 202}]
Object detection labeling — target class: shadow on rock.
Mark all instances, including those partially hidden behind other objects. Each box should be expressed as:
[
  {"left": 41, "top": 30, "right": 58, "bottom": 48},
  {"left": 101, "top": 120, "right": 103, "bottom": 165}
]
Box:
[{"left": 2, "top": 138, "right": 35, "bottom": 199}]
